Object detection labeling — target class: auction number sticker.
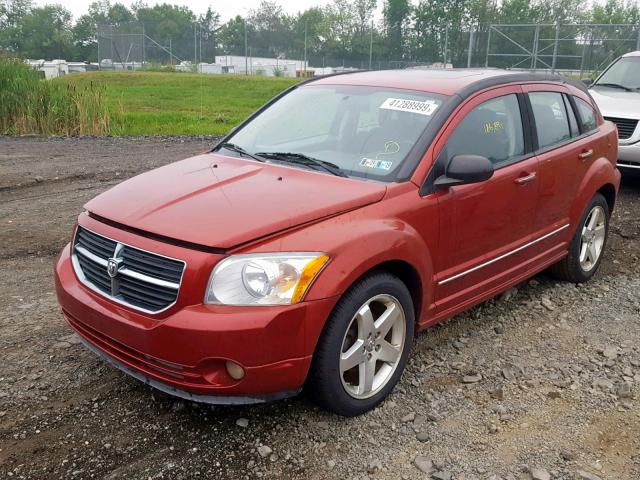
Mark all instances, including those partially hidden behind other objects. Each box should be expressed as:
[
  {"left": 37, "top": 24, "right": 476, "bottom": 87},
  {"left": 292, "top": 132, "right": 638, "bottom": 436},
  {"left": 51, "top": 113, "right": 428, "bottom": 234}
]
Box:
[{"left": 380, "top": 98, "right": 438, "bottom": 116}]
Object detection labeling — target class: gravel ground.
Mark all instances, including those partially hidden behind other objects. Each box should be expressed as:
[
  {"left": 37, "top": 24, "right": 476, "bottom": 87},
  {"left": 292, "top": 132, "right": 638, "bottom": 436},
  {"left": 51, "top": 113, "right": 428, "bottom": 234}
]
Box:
[{"left": 0, "top": 136, "right": 638, "bottom": 480}]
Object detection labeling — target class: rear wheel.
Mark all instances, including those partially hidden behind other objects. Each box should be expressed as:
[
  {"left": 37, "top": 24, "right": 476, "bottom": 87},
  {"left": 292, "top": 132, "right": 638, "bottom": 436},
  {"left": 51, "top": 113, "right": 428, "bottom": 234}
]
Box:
[
  {"left": 549, "top": 193, "right": 610, "bottom": 283},
  {"left": 308, "top": 272, "right": 414, "bottom": 416}
]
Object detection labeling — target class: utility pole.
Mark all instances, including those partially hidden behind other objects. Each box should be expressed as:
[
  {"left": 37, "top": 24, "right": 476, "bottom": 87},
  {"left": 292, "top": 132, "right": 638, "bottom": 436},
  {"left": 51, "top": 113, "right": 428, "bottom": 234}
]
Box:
[
  {"left": 244, "top": 20, "right": 248, "bottom": 75},
  {"left": 369, "top": 19, "right": 373, "bottom": 70},
  {"left": 199, "top": 24, "right": 202, "bottom": 65},
  {"left": 169, "top": 38, "right": 172, "bottom": 67}
]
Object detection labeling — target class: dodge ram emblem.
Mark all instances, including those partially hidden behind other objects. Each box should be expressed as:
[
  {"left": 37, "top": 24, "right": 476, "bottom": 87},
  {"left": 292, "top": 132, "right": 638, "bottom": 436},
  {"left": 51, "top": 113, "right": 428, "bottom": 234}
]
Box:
[{"left": 107, "top": 258, "right": 119, "bottom": 278}]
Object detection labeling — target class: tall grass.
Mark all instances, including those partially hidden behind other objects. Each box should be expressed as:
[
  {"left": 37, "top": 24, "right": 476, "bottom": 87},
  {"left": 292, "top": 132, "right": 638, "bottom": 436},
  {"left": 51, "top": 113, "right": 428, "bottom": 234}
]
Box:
[{"left": 0, "top": 58, "right": 114, "bottom": 135}]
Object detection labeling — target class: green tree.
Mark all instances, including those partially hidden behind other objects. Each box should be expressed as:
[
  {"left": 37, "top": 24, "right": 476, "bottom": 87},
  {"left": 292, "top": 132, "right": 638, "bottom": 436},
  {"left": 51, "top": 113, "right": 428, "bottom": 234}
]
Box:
[
  {"left": 219, "top": 15, "right": 249, "bottom": 56},
  {"left": 198, "top": 7, "right": 220, "bottom": 60},
  {"left": 383, "top": 0, "right": 411, "bottom": 59},
  {"left": 18, "top": 4, "right": 73, "bottom": 59},
  {"left": 72, "top": 2, "right": 134, "bottom": 61},
  {"left": 0, "top": 0, "right": 32, "bottom": 52},
  {"left": 135, "top": 3, "right": 195, "bottom": 63}
]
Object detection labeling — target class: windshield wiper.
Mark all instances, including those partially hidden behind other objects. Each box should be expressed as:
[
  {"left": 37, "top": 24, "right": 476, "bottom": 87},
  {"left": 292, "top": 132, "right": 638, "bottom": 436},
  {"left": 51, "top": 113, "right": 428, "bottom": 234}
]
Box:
[
  {"left": 593, "top": 82, "right": 633, "bottom": 92},
  {"left": 218, "top": 142, "right": 265, "bottom": 162},
  {"left": 255, "top": 152, "right": 348, "bottom": 177}
]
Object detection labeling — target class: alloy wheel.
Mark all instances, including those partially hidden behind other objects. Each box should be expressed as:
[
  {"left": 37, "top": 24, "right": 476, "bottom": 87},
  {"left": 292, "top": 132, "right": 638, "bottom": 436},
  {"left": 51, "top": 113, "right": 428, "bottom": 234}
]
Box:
[
  {"left": 339, "top": 294, "right": 406, "bottom": 399},
  {"left": 579, "top": 205, "right": 606, "bottom": 272}
]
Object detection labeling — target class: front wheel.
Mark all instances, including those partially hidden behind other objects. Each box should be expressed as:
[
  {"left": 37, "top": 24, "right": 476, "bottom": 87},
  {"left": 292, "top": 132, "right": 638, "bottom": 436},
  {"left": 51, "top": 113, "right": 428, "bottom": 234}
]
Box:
[
  {"left": 307, "top": 272, "right": 415, "bottom": 416},
  {"left": 549, "top": 193, "right": 610, "bottom": 283}
]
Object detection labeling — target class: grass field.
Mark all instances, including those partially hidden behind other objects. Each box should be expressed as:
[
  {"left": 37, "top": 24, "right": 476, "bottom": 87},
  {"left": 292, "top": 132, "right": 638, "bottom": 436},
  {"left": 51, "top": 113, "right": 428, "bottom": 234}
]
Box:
[{"left": 55, "top": 72, "right": 299, "bottom": 136}]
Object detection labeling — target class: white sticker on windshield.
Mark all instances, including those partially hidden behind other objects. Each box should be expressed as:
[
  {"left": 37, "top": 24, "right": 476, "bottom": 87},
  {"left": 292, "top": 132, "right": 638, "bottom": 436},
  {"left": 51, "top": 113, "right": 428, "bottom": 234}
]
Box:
[{"left": 380, "top": 98, "right": 438, "bottom": 116}]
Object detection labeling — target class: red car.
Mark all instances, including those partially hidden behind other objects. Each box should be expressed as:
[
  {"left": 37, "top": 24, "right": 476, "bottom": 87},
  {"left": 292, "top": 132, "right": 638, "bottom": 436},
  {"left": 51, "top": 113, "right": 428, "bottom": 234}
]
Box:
[{"left": 55, "top": 70, "right": 620, "bottom": 416}]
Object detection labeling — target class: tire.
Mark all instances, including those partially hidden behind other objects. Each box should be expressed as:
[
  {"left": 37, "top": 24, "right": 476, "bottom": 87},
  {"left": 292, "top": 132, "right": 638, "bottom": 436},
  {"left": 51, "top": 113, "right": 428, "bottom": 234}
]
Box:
[
  {"left": 549, "top": 193, "right": 610, "bottom": 283},
  {"left": 307, "top": 272, "right": 415, "bottom": 416}
]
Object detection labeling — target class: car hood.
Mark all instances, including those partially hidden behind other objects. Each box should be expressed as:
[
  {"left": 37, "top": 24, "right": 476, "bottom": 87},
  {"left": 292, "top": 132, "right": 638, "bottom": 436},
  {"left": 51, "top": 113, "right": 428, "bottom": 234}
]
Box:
[
  {"left": 589, "top": 87, "right": 640, "bottom": 119},
  {"left": 85, "top": 153, "right": 387, "bottom": 249}
]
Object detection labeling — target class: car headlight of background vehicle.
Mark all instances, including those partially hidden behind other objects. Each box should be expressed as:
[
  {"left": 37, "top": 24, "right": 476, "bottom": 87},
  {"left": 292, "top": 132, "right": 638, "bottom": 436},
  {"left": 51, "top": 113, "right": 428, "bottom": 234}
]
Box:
[{"left": 205, "top": 253, "right": 329, "bottom": 305}]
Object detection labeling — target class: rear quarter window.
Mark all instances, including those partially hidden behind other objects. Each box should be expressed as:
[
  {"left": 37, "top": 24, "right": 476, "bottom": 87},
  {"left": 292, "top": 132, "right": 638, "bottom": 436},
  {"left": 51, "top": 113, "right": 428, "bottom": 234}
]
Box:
[{"left": 574, "top": 97, "right": 598, "bottom": 132}]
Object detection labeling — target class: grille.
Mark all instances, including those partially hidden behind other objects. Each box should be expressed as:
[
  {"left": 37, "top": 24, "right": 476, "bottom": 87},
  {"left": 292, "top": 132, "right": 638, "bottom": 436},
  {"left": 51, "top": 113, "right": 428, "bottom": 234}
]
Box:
[
  {"left": 72, "top": 226, "right": 186, "bottom": 313},
  {"left": 604, "top": 117, "right": 638, "bottom": 140}
]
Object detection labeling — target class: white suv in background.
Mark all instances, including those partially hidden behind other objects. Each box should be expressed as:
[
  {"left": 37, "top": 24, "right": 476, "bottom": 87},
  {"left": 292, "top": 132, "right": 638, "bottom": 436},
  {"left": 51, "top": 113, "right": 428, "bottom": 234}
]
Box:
[{"left": 588, "top": 50, "right": 640, "bottom": 172}]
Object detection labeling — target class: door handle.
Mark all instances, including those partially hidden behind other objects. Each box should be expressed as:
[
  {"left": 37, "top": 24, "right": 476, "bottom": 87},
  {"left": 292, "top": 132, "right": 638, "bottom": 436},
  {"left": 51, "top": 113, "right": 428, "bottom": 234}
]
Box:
[
  {"left": 514, "top": 172, "right": 536, "bottom": 185},
  {"left": 579, "top": 149, "right": 593, "bottom": 160}
]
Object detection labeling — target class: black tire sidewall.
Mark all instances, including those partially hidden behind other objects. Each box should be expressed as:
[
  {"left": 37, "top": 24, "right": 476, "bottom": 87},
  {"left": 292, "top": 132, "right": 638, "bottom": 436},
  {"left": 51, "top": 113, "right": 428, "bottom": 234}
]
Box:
[{"left": 310, "top": 272, "right": 415, "bottom": 416}]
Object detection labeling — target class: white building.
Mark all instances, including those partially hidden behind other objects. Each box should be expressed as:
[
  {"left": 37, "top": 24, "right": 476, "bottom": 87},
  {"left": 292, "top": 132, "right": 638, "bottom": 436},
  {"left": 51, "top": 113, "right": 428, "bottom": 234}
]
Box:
[
  {"left": 197, "top": 63, "right": 235, "bottom": 74},
  {"left": 214, "top": 55, "right": 308, "bottom": 77},
  {"left": 26, "top": 59, "right": 69, "bottom": 79}
]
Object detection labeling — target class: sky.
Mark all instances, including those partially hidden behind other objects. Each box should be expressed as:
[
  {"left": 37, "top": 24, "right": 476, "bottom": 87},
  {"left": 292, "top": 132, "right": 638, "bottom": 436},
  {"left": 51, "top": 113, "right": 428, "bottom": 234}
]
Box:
[{"left": 41, "top": 0, "right": 358, "bottom": 22}]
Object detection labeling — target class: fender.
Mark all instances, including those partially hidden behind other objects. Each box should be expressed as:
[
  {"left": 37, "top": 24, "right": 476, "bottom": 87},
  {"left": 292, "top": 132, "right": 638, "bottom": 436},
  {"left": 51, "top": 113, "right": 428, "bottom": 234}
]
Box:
[
  {"left": 308, "top": 219, "right": 433, "bottom": 304},
  {"left": 569, "top": 155, "right": 620, "bottom": 235},
  {"left": 249, "top": 210, "right": 436, "bottom": 351}
]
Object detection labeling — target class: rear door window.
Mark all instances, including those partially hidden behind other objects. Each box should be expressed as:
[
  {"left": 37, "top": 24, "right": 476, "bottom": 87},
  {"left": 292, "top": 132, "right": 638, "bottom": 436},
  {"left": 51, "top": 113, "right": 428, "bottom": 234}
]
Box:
[
  {"left": 443, "top": 94, "right": 525, "bottom": 167},
  {"left": 574, "top": 97, "right": 598, "bottom": 132},
  {"left": 529, "top": 92, "right": 571, "bottom": 149}
]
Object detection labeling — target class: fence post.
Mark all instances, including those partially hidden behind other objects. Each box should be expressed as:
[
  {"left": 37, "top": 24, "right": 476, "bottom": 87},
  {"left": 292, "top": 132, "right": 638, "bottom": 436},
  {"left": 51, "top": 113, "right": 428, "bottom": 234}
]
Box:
[
  {"left": 579, "top": 26, "right": 588, "bottom": 78},
  {"left": 551, "top": 21, "right": 560, "bottom": 74},
  {"left": 485, "top": 26, "right": 492, "bottom": 67},
  {"left": 244, "top": 20, "right": 248, "bottom": 75},
  {"left": 636, "top": 25, "right": 640, "bottom": 50},
  {"left": 369, "top": 19, "right": 373, "bottom": 70},
  {"left": 467, "top": 27, "right": 474, "bottom": 68},
  {"left": 443, "top": 25, "right": 449, "bottom": 65},
  {"left": 304, "top": 20, "right": 307, "bottom": 74},
  {"left": 531, "top": 25, "right": 540, "bottom": 70},
  {"left": 142, "top": 23, "right": 145, "bottom": 66}
]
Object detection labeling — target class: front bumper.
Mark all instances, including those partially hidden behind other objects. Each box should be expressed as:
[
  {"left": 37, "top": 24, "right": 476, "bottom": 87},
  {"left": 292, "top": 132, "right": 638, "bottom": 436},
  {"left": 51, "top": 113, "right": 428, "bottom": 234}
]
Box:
[
  {"left": 618, "top": 141, "right": 640, "bottom": 170},
  {"left": 55, "top": 243, "right": 338, "bottom": 403}
]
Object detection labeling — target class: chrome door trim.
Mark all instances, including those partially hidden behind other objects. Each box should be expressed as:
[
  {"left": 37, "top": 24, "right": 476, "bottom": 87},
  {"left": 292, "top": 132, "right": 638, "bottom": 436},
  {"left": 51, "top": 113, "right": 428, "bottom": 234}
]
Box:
[{"left": 438, "top": 224, "right": 570, "bottom": 286}]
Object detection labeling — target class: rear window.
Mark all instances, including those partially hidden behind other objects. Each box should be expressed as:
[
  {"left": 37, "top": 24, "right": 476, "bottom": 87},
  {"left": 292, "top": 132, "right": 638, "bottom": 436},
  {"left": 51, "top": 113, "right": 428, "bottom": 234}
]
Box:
[{"left": 574, "top": 97, "right": 598, "bottom": 132}]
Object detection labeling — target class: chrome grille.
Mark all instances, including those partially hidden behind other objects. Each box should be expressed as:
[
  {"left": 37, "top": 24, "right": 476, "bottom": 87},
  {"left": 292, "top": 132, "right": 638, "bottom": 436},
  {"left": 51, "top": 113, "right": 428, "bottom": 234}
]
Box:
[
  {"left": 72, "top": 226, "right": 186, "bottom": 314},
  {"left": 604, "top": 116, "right": 638, "bottom": 140}
]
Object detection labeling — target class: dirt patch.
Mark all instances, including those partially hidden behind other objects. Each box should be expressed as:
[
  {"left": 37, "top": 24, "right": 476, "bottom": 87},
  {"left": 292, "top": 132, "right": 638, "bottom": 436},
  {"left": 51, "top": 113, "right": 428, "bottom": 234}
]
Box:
[{"left": 1, "top": 136, "right": 639, "bottom": 480}]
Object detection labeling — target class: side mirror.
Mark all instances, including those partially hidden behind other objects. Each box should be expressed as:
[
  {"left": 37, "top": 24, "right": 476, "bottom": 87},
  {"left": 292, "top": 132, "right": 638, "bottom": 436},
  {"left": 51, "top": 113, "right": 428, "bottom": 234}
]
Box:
[
  {"left": 434, "top": 154, "right": 494, "bottom": 188},
  {"left": 581, "top": 78, "right": 593, "bottom": 87}
]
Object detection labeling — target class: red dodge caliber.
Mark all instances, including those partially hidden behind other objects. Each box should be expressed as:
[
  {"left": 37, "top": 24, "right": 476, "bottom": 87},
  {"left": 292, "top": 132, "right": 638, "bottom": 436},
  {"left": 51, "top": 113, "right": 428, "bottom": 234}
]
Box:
[{"left": 55, "top": 70, "right": 620, "bottom": 416}]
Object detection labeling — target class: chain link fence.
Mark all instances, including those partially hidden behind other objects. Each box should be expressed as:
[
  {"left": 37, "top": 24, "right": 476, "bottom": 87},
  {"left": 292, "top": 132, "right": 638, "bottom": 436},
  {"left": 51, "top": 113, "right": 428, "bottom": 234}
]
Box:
[{"left": 97, "top": 21, "right": 640, "bottom": 77}]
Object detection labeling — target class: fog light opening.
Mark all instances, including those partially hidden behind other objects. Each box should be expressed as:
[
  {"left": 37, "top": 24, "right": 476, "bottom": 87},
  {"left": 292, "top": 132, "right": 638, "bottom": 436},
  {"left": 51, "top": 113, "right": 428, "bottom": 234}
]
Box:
[{"left": 225, "top": 360, "right": 245, "bottom": 380}]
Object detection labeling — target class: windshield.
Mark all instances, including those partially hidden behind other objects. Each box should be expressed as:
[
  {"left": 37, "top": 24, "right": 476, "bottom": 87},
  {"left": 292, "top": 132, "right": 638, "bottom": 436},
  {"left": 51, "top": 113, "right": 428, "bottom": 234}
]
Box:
[
  {"left": 594, "top": 56, "right": 640, "bottom": 90},
  {"left": 222, "top": 85, "right": 446, "bottom": 181}
]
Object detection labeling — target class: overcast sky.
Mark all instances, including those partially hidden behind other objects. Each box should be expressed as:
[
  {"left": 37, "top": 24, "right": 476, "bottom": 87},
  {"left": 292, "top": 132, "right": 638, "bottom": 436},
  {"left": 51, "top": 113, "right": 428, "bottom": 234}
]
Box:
[{"left": 43, "top": 0, "right": 380, "bottom": 22}]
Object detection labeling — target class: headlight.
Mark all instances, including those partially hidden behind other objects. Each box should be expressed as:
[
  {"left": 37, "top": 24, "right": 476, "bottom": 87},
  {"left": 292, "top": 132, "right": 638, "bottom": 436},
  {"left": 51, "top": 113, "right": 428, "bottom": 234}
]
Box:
[{"left": 205, "top": 253, "right": 329, "bottom": 306}]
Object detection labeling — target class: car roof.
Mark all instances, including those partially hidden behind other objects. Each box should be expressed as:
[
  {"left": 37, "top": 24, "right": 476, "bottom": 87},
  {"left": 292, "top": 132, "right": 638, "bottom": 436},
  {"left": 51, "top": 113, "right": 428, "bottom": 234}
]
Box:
[
  {"left": 621, "top": 50, "right": 640, "bottom": 58},
  {"left": 308, "top": 68, "right": 587, "bottom": 97}
]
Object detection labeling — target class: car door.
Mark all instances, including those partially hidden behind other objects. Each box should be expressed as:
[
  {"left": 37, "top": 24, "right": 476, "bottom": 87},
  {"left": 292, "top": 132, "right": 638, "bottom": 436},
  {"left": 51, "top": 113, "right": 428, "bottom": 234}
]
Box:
[
  {"left": 431, "top": 86, "right": 540, "bottom": 316},
  {"left": 523, "top": 85, "right": 598, "bottom": 259}
]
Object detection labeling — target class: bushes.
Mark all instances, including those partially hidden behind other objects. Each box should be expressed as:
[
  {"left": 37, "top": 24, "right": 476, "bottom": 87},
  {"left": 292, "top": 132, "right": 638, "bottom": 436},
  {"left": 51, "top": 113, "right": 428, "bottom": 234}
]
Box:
[{"left": 0, "top": 58, "right": 114, "bottom": 135}]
